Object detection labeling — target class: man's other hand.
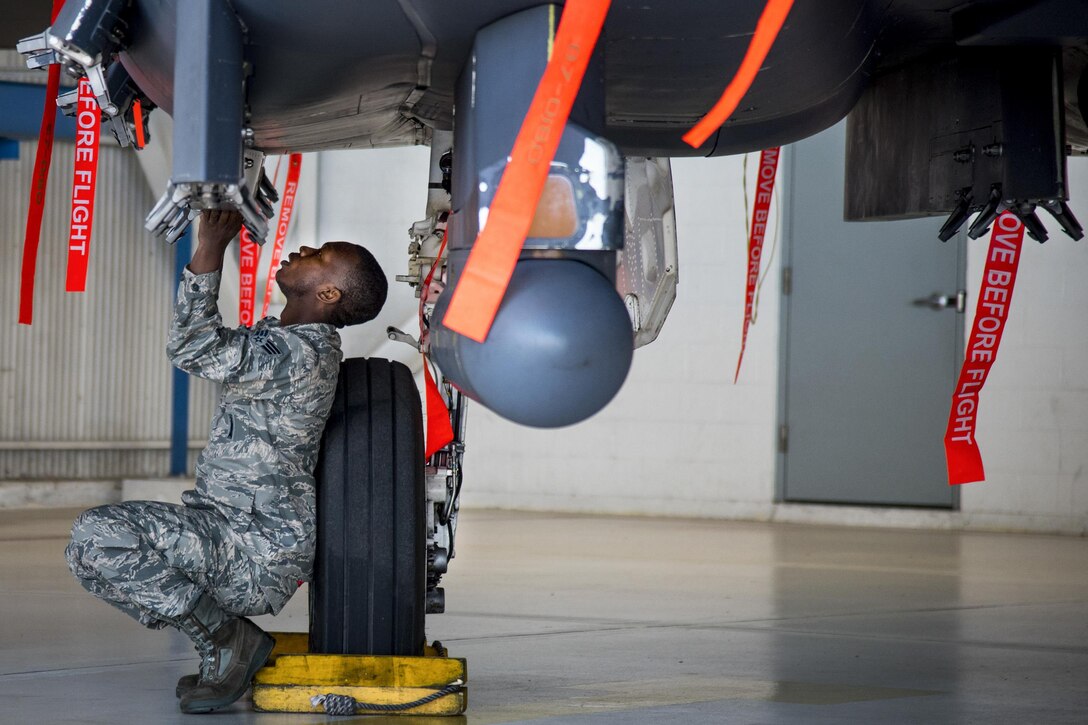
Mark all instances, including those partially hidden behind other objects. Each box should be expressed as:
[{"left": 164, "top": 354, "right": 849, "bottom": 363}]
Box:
[{"left": 199, "top": 209, "right": 244, "bottom": 249}]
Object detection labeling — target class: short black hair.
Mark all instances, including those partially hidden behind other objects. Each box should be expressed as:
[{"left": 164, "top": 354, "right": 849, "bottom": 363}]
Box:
[{"left": 330, "top": 244, "right": 388, "bottom": 328}]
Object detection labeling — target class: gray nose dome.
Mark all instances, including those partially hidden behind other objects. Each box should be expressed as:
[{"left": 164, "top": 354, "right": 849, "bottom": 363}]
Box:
[{"left": 432, "top": 259, "right": 634, "bottom": 428}]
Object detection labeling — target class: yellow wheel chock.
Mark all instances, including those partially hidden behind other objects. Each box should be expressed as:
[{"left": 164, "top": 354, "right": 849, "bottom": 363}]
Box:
[{"left": 253, "top": 633, "right": 467, "bottom": 716}]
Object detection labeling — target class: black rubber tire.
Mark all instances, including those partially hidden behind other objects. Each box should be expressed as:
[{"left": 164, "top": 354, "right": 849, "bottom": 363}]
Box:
[{"left": 309, "top": 358, "right": 426, "bottom": 655}]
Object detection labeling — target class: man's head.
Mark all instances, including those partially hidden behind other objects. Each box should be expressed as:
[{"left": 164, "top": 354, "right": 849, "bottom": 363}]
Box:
[{"left": 275, "top": 241, "right": 388, "bottom": 328}]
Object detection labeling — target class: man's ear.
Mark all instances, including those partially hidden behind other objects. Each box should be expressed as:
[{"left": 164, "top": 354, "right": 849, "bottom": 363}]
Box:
[{"left": 316, "top": 285, "right": 342, "bottom": 305}]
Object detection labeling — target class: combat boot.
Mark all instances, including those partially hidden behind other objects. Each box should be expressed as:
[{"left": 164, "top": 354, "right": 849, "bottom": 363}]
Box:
[
  {"left": 174, "top": 595, "right": 275, "bottom": 714},
  {"left": 175, "top": 673, "right": 199, "bottom": 698},
  {"left": 172, "top": 594, "right": 228, "bottom": 699}
]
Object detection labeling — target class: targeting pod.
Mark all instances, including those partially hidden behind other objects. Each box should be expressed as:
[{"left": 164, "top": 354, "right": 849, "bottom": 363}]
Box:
[{"left": 430, "top": 6, "right": 634, "bottom": 428}]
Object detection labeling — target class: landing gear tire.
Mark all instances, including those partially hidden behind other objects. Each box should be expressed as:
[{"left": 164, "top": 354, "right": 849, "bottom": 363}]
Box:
[{"left": 309, "top": 358, "right": 427, "bottom": 655}]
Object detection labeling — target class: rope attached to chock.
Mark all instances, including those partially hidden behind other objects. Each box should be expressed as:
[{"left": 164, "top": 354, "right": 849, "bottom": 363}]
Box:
[{"left": 310, "top": 679, "right": 465, "bottom": 716}]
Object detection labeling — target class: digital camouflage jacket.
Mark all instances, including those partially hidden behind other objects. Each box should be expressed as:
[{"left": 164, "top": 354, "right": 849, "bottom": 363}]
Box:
[{"left": 167, "top": 268, "right": 342, "bottom": 611}]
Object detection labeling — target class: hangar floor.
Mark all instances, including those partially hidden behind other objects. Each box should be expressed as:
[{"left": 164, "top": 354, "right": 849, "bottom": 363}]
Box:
[{"left": 1, "top": 507, "right": 1086, "bottom": 724}]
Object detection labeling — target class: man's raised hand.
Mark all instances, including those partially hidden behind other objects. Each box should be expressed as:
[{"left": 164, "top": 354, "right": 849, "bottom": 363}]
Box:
[
  {"left": 189, "top": 209, "right": 245, "bottom": 275},
  {"left": 199, "top": 209, "right": 244, "bottom": 249}
]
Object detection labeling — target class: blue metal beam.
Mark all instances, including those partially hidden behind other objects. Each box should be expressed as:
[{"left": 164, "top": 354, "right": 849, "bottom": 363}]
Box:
[
  {"left": 169, "top": 228, "right": 192, "bottom": 476},
  {"left": 0, "top": 81, "right": 78, "bottom": 141}
]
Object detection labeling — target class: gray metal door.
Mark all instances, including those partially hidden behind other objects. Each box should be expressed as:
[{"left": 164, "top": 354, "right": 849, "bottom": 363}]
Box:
[{"left": 778, "top": 122, "right": 963, "bottom": 507}]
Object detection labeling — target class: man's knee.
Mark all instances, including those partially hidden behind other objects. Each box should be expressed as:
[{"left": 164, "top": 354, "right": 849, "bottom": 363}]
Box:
[
  {"left": 70, "top": 504, "right": 124, "bottom": 546},
  {"left": 66, "top": 504, "right": 135, "bottom": 579},
  {"left": 67, "top": 505, "right": 107, "bottom": 578}
]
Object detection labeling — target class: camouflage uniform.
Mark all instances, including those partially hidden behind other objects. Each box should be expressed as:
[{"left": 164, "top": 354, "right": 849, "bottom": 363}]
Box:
[{"left": 66, "top": 267, "right": 342, "bottom": 628}]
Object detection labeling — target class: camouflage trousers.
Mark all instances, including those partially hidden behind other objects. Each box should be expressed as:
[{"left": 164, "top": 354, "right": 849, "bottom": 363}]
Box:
[{"left": 65, "top": 501, "right": 282, "bottom": 630}]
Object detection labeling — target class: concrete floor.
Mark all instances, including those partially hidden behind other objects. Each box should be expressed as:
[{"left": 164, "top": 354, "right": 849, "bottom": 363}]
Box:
[{"left": 1, "top": 508, "right": 1086, "bottom": 724}]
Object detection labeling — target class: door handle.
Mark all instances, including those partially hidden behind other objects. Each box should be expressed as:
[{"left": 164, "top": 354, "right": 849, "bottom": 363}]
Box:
[{"left": 912, "top": 291, "right": 966, "bottom": 313}]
